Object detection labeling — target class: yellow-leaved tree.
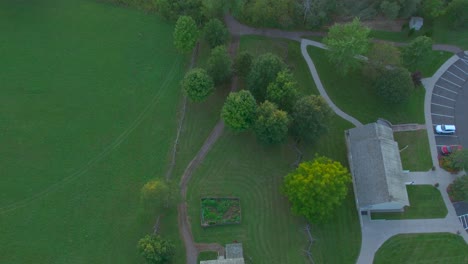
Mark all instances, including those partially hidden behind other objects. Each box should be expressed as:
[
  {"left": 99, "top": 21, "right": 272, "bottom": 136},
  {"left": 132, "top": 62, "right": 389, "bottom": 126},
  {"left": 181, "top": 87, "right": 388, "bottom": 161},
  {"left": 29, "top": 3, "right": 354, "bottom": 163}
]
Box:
[{"left": 283, "top": 156, "right": 351, "bottom": 223}]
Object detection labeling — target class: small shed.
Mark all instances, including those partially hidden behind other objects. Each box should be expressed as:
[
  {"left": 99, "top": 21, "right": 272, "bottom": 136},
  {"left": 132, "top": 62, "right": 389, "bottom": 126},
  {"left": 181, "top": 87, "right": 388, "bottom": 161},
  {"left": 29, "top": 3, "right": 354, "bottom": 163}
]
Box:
[{"left": 409, "top": 17, "right": 424, "bottom": 31}]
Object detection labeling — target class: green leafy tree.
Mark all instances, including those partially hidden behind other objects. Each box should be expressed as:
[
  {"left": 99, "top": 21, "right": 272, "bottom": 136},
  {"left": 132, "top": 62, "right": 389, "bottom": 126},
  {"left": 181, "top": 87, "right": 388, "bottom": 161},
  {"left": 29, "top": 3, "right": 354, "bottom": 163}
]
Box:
[
  {"left": 422, "top": 0, "right": 445, "bottom": 19},
  {"left": 283, "top": 156, "right": 351, "bottom": 223},
  {"left": 203, "top": 18, "right": 229, "bottom": 48},
  {"left": 137, "top": 235, "right": 175, "bottom": 264},
  {"left": 291, "top": 95, "right": 333, "bottom": 142},
  {"left": 447, "top": 149, "right": 468, "bottom": 171},
  {"left": 266, "top": 70, "right": 298, "bottom": 112},
  {"left": 402, "top": 36, "right": 433, "bottom": 69},
  {"left": 173, "top": 16, "right": 199, "bottom": 53},
  {"left": 233, "top": 51, "right": 253, "bottom": 78},
  {"left": 141, "top": 179, "right": 175, "bottom": 210},
  {"left": 364, "top": 43, "right": 401, "bottom": 81},
  {"left": 201, "top": 0, "right": 226, "bottom": 18},
  {"left": 380, "top": 0, "right": 401, "bottom": 19},
  {"left": 447, "top": 175, "right": 468, "bottom": 202},
  {"left": 398, "top": 0, "right": 420, "bottom": 18},
  {"left": 445, "top": 0, "right": 468, "bottom": 28},
  {"left": 181, "top": 68, "right": 214, "bottom": 102},
  {"left": 206, "top": 45, "right": 232, "bottom": 84},
  {"left": 221, "top": 90, "right": 257, "bottom": 132},
  {"left": 254, "top": 101, "right": 290, "bottom": 144},
  {"left": 156, "top": 0, "right": 205, "bottom": 24},
  {"left": 323, "top": 18, "right": 371, "bottom": 75},
  {"left": 247, "top": 53, "right": 285, "bottom": 102},
  {"left": 375, "top": 67, "right": 413, "bottom": 104}
]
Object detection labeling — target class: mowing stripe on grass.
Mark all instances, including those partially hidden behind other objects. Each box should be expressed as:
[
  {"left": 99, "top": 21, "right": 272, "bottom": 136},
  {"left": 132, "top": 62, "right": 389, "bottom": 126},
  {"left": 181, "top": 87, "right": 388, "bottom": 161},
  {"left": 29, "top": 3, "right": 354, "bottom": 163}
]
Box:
[{"left": 0, "top": 57, "right": 182, "bottom": 215}]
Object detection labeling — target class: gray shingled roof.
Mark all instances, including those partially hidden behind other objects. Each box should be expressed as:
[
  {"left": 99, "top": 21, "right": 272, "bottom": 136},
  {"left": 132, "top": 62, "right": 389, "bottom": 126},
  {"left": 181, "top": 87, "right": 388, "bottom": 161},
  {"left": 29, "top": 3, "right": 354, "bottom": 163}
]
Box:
[{"left": 347, "top": 123, "right": 410, "bottom": 208}]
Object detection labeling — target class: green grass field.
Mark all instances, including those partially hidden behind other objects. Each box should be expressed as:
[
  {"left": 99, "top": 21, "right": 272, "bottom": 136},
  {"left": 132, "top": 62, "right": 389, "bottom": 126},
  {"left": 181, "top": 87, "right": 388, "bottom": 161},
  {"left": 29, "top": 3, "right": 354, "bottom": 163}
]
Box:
[
  {"left": 0, "top": 1, "right": 186, "bottom": 263},
  {"left": 372, "top": 185, "right": 447, "bottom": 220},
  {"left": 308, "top": 46, "right": 426, "bottom": 124},
  {"left": 394, "top": 130, "right": 433, "bottom": 171},
  {"left": 374, "top": 233, "right": 468, "bottom": 264}
]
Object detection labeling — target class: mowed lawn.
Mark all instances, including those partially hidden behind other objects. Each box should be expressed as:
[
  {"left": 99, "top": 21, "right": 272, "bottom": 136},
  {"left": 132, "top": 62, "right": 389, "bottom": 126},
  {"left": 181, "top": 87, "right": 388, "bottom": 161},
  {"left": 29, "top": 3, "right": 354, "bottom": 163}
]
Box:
[
  {"left": 374, "top": 233, "right": 468, "bottom": 264},
  {"left": 394, "top": 130, "right": 433, "bottom": 171},
  {"left": 372, "top": 185, "right": 447, "bottom": 220},
  {"left": 184, "top": 36, "right": 361, "bottom": 264},
  {"left": 308, "top": 46, "right": 426, "bottom": 124},
  {"left": 0, "top": 1, "right": 186, "bottom": 263}
]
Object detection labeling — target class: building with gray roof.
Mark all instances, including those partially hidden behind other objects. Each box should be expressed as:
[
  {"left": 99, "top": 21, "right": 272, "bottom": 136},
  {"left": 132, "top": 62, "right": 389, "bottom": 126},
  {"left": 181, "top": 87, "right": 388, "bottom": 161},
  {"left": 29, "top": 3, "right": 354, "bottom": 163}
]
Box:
[{"left": 346, "top": 123, "right": 410, "bottom": 213}]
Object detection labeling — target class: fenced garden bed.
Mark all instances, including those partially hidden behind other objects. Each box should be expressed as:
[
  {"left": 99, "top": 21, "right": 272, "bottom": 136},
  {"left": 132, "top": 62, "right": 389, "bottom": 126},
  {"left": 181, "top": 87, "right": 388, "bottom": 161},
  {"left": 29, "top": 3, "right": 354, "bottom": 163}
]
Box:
[{"left": 201, "top": 197, "right": 241, "bottom": 227}]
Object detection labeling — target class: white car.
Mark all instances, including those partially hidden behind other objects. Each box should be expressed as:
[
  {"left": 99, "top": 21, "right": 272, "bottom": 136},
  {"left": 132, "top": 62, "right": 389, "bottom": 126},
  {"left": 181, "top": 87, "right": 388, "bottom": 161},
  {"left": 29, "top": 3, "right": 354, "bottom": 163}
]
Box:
[{"left": 435, "top": 124, "right": 456, "bottom": 134}]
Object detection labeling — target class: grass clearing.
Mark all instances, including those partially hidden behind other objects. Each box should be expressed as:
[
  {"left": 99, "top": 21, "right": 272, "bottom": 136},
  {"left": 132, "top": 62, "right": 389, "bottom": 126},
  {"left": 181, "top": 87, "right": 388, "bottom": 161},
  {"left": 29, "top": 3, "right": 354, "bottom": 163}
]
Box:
[
  {"left": 374, "top": 233, "right": 468, "bottom": 264},
  {"left": 394, "top": 130, "right": 433, "bottom": 171},
  {"left": 372, "top": 185, "right": 447, "bottom": 220},
  {"left": 0, "top": 1, "right": 186, "bottom": 263},
  {"left": 307, "top": 46, "right": 425, "bottom": 124}
]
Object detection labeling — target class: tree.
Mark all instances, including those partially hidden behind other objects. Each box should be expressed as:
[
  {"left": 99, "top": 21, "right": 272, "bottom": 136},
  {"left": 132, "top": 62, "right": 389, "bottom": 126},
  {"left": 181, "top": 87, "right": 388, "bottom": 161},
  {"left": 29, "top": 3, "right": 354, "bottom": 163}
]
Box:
[
  {"left": 380, "top": 0, "right": 400, "bottom": 19},
  {"left": 254, "top": 101, "right": 290, "bottom": 144},
  {"left": 181, "top": 68, "right": 214, "bottom": 102},
  {"left": 422, "top": 0, "right": 445, "bottom": 20},
  {"left": 364, "top": 43, "right": 401, "bottom": 81},
  {"left": 445, "top": 0, "right": 468, "bottom": 29},
  {"left": 266, "top": 70, "right": 298, "bottom": 112},
  {"left": 141, "top": 179, "right": 170, "bottom": 210},
  {"left": 137, "top": 234, "right": 175, "bottom": 264},
  {"left": 375, "top": 67, "right": 414, "bottom": 104},
  {"left": 291, "top": 95, "right": 333, "bottom": 142},
  {"left": 447, "top": 175, "right": 468, "bottom": 202},
  {"left": 156, "top": 0, "right": 206, "bottom": 24},
  {"left": 247, "top": 53, "right": 285, "bottom": 102},
  {"left": 398, "top": 0, "right": 421, "bottom": 18},
  {"left": 201, "top": 0, "right": 226, "bottom": 19},
  {"left": 206, "top": 45, "right": 232, "bottom": 84},
  {"left": 221, "top": 90, "right": 257, "bottom": 132},
  {"left": 203, "top": 18, "right": 229, "bottom": 48},
  {"left": 323, "top": 18, "right": 371, "bottom": 75},
  {"left": 401, "top": 36, "right": 433, "bottom": 69},
  {"left": 173, "top": 16, "right": 199, "bottom": 53},
  {"left": 233, "top": 51, "right": 253, "bottom": 78},
  {"left": 447, "top": 149, "right": 468, "bottom": 171},
  {"left": 297, "top": 0, "right": 335, "bottom": 28},
  {"left": 283, "top": 156, "right": 351, "bottom": 223}
]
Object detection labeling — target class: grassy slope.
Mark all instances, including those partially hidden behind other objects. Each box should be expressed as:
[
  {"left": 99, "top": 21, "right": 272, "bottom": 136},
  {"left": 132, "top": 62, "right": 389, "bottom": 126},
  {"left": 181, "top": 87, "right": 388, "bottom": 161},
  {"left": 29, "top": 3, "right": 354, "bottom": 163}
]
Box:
[
  {"left": 394, "top": 130, "right": 433, "bottom": 171},
  {"left": 374, "top": 233, "right": 468, "bottom": 264},
  {"left": 372, "top": 185, "right": 447, "bottom": 220},
  {"left": 185, "top": 36, "right": 361, "bottom": 264},
  {"left": 308, "top": 45, "right": 425, "bottom": 124},
  {"left": 0, "top": 1, "right": 186, "bottom": 263}
]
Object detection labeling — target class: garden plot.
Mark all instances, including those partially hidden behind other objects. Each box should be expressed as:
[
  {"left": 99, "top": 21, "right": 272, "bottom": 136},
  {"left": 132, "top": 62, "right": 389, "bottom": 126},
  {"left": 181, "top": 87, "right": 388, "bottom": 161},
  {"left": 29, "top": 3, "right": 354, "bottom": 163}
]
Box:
[{"left": 201, "top": 198, "right": 241, "bottom": 227}]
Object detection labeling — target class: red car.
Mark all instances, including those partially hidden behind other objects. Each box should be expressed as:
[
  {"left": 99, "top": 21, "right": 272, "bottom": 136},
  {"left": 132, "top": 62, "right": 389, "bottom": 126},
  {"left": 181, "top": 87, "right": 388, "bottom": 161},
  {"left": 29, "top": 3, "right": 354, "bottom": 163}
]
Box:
[{"left": 440, "top": 145, "right": 462, "bottom": 155}]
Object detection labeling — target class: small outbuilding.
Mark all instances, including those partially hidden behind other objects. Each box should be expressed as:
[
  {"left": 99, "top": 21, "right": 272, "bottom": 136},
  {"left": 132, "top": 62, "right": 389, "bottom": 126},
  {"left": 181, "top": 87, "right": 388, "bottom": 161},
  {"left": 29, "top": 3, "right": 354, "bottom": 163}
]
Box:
[
  {"left": 346, "top": 123, "right": 410, "bottom": 214},
  {"left": 200, "top": 243, "right": 245, "bottom": 264},
  {"left": 409, "top": 17, "right": 424, "bottom": 31}
]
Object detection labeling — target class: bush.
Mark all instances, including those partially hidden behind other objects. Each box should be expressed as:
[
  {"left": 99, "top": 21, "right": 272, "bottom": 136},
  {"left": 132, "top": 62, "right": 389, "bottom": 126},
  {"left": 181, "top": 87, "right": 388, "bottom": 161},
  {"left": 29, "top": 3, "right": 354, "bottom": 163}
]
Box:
[
  {"left": 447, "top": 175, "right": 468, "bottom": 202},
  {"left": 402, "top": 36, "right": 433, "bottom": 69},
  {"left": 375, "top": 67, "right": 414, "bottom": 104},
  {"left": 137, "top": 235, "right": 175, "bottom": 264},
  {"left": 445, "top": 0, "right": 468, "bottom": 29},
  {"left": 380, "top": 0, "right": 400, "bottom": 20}
]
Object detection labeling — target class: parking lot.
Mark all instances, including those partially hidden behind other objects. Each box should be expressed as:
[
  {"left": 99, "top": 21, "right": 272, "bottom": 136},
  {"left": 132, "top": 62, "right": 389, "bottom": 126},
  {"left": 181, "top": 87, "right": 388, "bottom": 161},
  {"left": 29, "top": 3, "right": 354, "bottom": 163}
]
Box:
[{"left": 431, "top": 52, "right": 468, "bottom": 151}]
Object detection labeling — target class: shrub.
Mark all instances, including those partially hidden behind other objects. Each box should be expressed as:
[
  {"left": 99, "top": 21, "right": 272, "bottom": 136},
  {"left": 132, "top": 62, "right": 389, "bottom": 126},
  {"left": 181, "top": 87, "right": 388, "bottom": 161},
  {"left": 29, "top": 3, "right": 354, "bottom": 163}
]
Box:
[
  {"left": 375, "top": 67, "right": 414, "bottom": 104},
  {"left": 447, "top": 175, "right": 468, "bottom": 202}
]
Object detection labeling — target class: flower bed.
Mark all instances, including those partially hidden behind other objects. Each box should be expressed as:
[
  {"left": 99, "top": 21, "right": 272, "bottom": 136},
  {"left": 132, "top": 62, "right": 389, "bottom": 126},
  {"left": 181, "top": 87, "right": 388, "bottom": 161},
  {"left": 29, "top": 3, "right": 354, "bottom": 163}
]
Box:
[{"left": 201, "top": 197, "right": 241, "bottom": 227}]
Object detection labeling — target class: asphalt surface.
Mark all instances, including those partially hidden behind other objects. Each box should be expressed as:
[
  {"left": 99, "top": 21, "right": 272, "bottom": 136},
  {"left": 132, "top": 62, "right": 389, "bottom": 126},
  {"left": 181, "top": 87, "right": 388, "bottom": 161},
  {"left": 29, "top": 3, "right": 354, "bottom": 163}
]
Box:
[{"left": 431, "top": 52, "right": 468, "bottom": 152}]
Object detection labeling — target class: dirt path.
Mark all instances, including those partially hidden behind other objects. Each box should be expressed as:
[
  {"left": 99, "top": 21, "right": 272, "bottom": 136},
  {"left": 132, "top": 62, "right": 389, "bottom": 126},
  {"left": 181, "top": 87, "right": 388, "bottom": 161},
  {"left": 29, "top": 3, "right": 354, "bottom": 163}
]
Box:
[{"left": 177, "top": 32, "right": 240, "bottom": 264}]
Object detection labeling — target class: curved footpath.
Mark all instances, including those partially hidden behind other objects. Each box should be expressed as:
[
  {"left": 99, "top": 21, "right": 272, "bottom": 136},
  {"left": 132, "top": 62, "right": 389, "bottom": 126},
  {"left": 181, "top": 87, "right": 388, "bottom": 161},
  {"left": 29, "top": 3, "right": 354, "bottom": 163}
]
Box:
[{"left": 176, "top": 14, "right": 466, "bottom": 263}]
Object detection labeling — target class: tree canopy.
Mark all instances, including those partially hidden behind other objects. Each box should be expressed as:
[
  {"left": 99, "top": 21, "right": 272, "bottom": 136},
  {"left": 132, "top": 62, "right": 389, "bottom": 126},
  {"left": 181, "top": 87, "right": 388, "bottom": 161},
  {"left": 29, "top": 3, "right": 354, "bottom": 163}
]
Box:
[
  {"left": 173, "top": 16, "right": 199, "bottom": 53},
  {"left": 203, "top": 18, "right": 229, "bottom": 48},
  {"left": 323, "top": 18, "right": 370, "bottom": 75},
  {"left": 291, "top": 95, "right": 333, "bottom": 143},
  {"left": 137, "top": 234, "right": 175, "bottom": 264},
  {"left": 206, "top": 45, "right": 232, "bottom": 84},
  {"left": 375, "top": 67, "right": 413, "bottom": 104},
  {"left": 283, "top": 156, "right": 351, "bottom": 224},
  {"left": 254, "top": 101, "right": 289, "bottom": 144},
  {"left": 445, "top": 0, "right": 468, "bottom": 29},
  {"left": 402, "top": 36, "right": 433, "bottom": 69},
  {"left": 140, "top": 179, "right": 170, "bottom": 210},
  {"left": 181, "top": 68, "right": 214, "bottom": 102},
  {"left": 221, "top": 90, "right": 257, "bottom": 132},
  {"left": 266, "top": 69, "right": 298, "bottom": 112},
  {"left": 364, "top": 43, "right": 401, "bottom": 81},
  {"left": 233, "top": 51, "right": 253, "bottom": 78},
  {"left": 247, "top": 53, "right": 285, "bottom": 102}
]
